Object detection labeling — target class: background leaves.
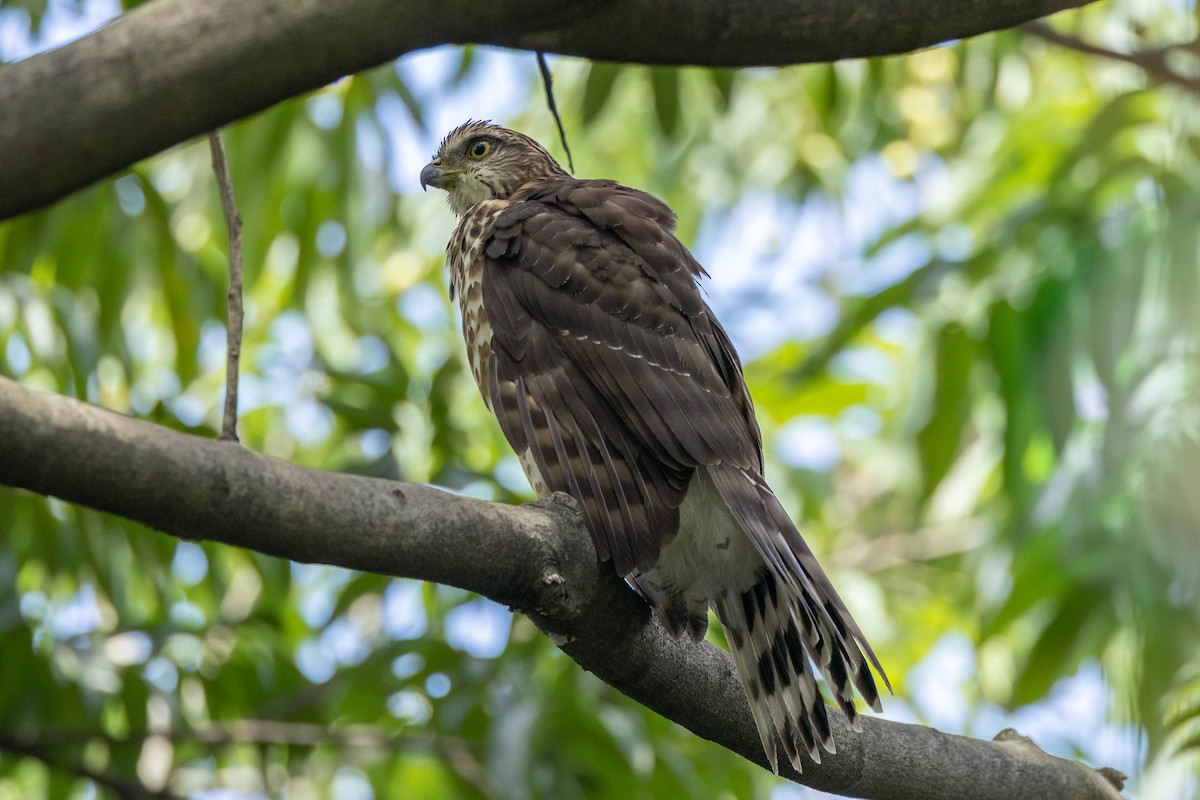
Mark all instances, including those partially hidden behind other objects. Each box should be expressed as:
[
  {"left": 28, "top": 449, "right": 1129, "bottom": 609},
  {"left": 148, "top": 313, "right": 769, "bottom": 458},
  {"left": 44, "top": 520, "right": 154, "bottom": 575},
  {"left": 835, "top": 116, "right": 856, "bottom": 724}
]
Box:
[{"left": 2, "top": 0, "right": 1199, "bottom": 797}]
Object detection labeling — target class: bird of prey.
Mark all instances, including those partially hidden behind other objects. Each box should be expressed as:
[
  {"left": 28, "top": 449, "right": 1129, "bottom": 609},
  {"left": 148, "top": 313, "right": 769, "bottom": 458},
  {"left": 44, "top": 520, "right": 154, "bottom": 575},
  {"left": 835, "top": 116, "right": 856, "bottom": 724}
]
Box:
[{"left": 421, "top": 120, "right": 887, "bottom": 773}]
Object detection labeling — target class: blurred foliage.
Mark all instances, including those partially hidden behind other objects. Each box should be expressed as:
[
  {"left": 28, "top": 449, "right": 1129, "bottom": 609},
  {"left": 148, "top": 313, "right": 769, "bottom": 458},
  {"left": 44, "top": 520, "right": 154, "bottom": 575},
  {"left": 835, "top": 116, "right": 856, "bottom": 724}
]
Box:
[{"left": 3, "top": 0, "right": 1200, "bottom": 797}]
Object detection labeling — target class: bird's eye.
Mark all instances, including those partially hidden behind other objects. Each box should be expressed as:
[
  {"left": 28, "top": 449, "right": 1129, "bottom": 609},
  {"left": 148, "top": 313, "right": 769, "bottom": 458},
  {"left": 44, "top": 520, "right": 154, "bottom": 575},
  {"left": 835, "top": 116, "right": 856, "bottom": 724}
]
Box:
[{"left": 467, "top": 139, "right": 492, "bottom": 159}]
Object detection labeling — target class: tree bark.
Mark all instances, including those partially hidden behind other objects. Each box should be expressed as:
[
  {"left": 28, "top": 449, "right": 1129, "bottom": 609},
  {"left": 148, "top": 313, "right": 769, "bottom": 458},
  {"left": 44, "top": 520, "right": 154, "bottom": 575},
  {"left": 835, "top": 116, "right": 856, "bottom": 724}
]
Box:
[
  {"left": 0, "top": 375, "right": 1127, "bottom": 800},
  {"left": 0, "top": 0, "right": 1098, "bottom": 221}
]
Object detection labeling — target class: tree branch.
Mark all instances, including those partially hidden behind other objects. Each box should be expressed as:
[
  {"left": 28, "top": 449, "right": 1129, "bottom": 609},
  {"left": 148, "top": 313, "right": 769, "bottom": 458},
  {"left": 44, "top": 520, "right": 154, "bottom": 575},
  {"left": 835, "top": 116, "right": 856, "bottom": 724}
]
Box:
[
  {"left": 536, "top": 52, "right": 574, "bottom": 173},
  {"left": 1022, "top": 21, "right": 1200, "bottom": 96},
  {"left": 0, "top": 0, "right": 1098, "bottom": 221},
  {"left": 0, "top": 376, "right": 1127, "bottom": 800},
  {"left": 1, "top": 724, "right": 500, "bottom": 797},
  {"left": 206, "top": 129, "right": 244, "bottom": 443},
  {"left": 0, "top": 730, "right": 184, "bottom": 800}
]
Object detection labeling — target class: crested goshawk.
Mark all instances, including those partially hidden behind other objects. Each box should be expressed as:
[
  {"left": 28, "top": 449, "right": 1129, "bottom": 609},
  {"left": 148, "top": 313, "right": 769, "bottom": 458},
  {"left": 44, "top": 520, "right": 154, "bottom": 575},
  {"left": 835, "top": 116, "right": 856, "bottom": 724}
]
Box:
[{"left": 421, "top": 121, "right": 888, "bottom": 773}]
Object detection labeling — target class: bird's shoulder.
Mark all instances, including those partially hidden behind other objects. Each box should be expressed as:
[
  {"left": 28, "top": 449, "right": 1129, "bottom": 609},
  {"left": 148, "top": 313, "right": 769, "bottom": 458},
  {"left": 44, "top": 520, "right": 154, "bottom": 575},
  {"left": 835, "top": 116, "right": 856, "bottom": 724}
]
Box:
[
  {"left": 509, "top": 176, "right": 679, "bottom": 232},
  {"left": 478, "top": 177, "right": 708, "bottom": 322},
  {"left": 474, "top": 174, "right": 761, "bottom": 458}
]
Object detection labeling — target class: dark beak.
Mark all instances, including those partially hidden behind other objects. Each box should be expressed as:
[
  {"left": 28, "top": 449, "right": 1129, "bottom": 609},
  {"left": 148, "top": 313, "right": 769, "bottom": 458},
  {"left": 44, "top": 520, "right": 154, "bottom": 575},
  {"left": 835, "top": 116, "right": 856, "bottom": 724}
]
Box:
[{"left": 420, "top": 162, "right": 446, "bottom": 191}]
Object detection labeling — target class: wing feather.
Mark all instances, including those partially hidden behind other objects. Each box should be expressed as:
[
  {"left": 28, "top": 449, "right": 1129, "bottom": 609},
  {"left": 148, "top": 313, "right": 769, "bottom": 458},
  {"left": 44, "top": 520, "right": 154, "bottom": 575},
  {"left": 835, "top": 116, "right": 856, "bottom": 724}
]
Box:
[
  {"left": 475, "top": 175, "right": 888, "bottom": 750},
  {"left": 481, "top": 181, "right": 758, "bottom": 574}
]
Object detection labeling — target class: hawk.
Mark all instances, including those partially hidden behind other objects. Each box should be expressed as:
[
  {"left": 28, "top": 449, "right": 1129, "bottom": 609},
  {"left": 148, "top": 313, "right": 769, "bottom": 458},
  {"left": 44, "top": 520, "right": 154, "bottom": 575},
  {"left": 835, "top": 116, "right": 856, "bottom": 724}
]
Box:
[{"left": 421, "top": 121, "right": 887, "bottom": 773}]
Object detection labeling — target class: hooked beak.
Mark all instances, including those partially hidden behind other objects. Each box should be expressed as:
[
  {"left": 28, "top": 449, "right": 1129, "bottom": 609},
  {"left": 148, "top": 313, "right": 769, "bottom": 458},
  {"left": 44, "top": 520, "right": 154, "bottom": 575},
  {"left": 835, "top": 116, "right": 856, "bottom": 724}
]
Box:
[{"left": 420, "top": 162, "right": 453, "bottom": 191}]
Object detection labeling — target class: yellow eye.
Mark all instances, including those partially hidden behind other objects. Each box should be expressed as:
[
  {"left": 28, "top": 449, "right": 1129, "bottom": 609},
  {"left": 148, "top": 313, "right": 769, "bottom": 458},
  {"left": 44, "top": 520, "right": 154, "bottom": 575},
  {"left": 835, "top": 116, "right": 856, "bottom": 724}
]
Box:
[{"left": 467, "top": 139, "right": 492, "bottom": 159}]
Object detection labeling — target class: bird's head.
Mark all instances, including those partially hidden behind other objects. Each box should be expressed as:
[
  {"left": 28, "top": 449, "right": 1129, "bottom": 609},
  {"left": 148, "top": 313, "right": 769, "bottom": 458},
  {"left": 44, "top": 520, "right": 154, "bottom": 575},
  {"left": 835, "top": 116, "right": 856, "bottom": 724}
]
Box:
[{"left": 420, "top": 120, "right": 569, "bottom": 216}]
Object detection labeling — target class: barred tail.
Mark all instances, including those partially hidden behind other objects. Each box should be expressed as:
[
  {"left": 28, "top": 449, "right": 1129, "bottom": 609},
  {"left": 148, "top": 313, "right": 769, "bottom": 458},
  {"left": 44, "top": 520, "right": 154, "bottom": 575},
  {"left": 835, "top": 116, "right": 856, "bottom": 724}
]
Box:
[{"left": 710, "top": 465, "right": 888, "bottom": 774}]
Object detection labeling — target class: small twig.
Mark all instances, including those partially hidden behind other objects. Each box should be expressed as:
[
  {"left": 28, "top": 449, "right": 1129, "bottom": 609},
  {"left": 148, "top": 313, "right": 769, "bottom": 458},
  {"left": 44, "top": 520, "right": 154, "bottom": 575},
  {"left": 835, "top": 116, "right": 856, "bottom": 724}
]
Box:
[
  {"left": 201, "top": 721, "right": 498, "bottom": 795},
  {"left": 0, "top": 723, "right": 500, "bottom": 797},
  {"left": 536, "top": 52, "right": 575, "bottom": 173},
  {"left": 1022, "top": 22, "right": 1200, "bottom": 97},
  {"left": 0, "top": 731, "right": 183, "bottom": 800},
  {"left": 194, "top": 719, "right": 411, "bottom": 748},
  {"left": 830, "top": 517, "right": 992, "bottom": 573},
  {"left": 207, "top": 130, "right": 244, "bottom": 442}
]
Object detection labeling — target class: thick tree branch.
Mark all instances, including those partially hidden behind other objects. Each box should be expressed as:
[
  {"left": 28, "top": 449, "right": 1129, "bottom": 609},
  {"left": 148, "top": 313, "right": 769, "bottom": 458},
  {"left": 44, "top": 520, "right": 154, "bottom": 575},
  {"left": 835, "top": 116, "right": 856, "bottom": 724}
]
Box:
[
  {"left": 0, "top": 0, "right": 1097, "bottom": 221},
  {"left": 0, "top": 376, "right": 1126, "bottom": 800}
]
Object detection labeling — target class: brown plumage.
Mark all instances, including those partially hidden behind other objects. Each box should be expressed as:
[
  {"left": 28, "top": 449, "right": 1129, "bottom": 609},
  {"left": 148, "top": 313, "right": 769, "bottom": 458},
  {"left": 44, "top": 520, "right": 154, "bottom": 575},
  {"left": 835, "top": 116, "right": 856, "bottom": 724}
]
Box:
[{"left": 421, "top": 120, "right": 889, "bottom": 773}]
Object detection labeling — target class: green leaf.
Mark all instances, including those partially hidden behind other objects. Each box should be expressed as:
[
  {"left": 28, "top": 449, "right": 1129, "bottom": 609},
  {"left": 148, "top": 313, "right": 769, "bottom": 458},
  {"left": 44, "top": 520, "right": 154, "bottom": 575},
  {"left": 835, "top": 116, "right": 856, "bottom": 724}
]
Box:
[
  {"left": 708, "top": 68, "right": 735, "bottom": 111},
  {"left": 649, "top": 68, "right": 680, "bottom": 136},
  {"left": 1011, "top": 585, "right": 1104, "bottom": 706},
  {"left": 582, "top": 63, "right": 621, "bottom": 125},
  {"left": 916, "top": 322, "right": 973, "bottom": 500}
]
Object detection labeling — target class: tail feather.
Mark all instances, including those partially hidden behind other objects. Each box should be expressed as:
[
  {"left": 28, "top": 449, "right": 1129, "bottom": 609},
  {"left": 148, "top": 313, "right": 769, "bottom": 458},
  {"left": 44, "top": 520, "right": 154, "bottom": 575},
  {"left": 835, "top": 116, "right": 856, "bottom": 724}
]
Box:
[
  {"left": 709, "top": 464, "right": 889, "bottom": 774},
  {"left": 628, "top": 574, "right": 710, "bottom": 640},
  {"left": 718, "top": 575, "right": 836, "bottom": 773},
  {"left": 719, "top": 606, "right": 783, "bottom": 772}
]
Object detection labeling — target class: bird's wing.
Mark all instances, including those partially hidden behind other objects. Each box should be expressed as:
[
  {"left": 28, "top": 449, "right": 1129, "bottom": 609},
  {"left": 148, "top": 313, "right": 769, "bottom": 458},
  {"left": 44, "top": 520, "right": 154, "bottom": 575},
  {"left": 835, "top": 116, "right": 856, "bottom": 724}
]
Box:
[
  {"left": 480, "top": 179, "right": 762, "bottom": 575},
  {"left": 479, "top": 179, "right": 890, "bottom": 739}
]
